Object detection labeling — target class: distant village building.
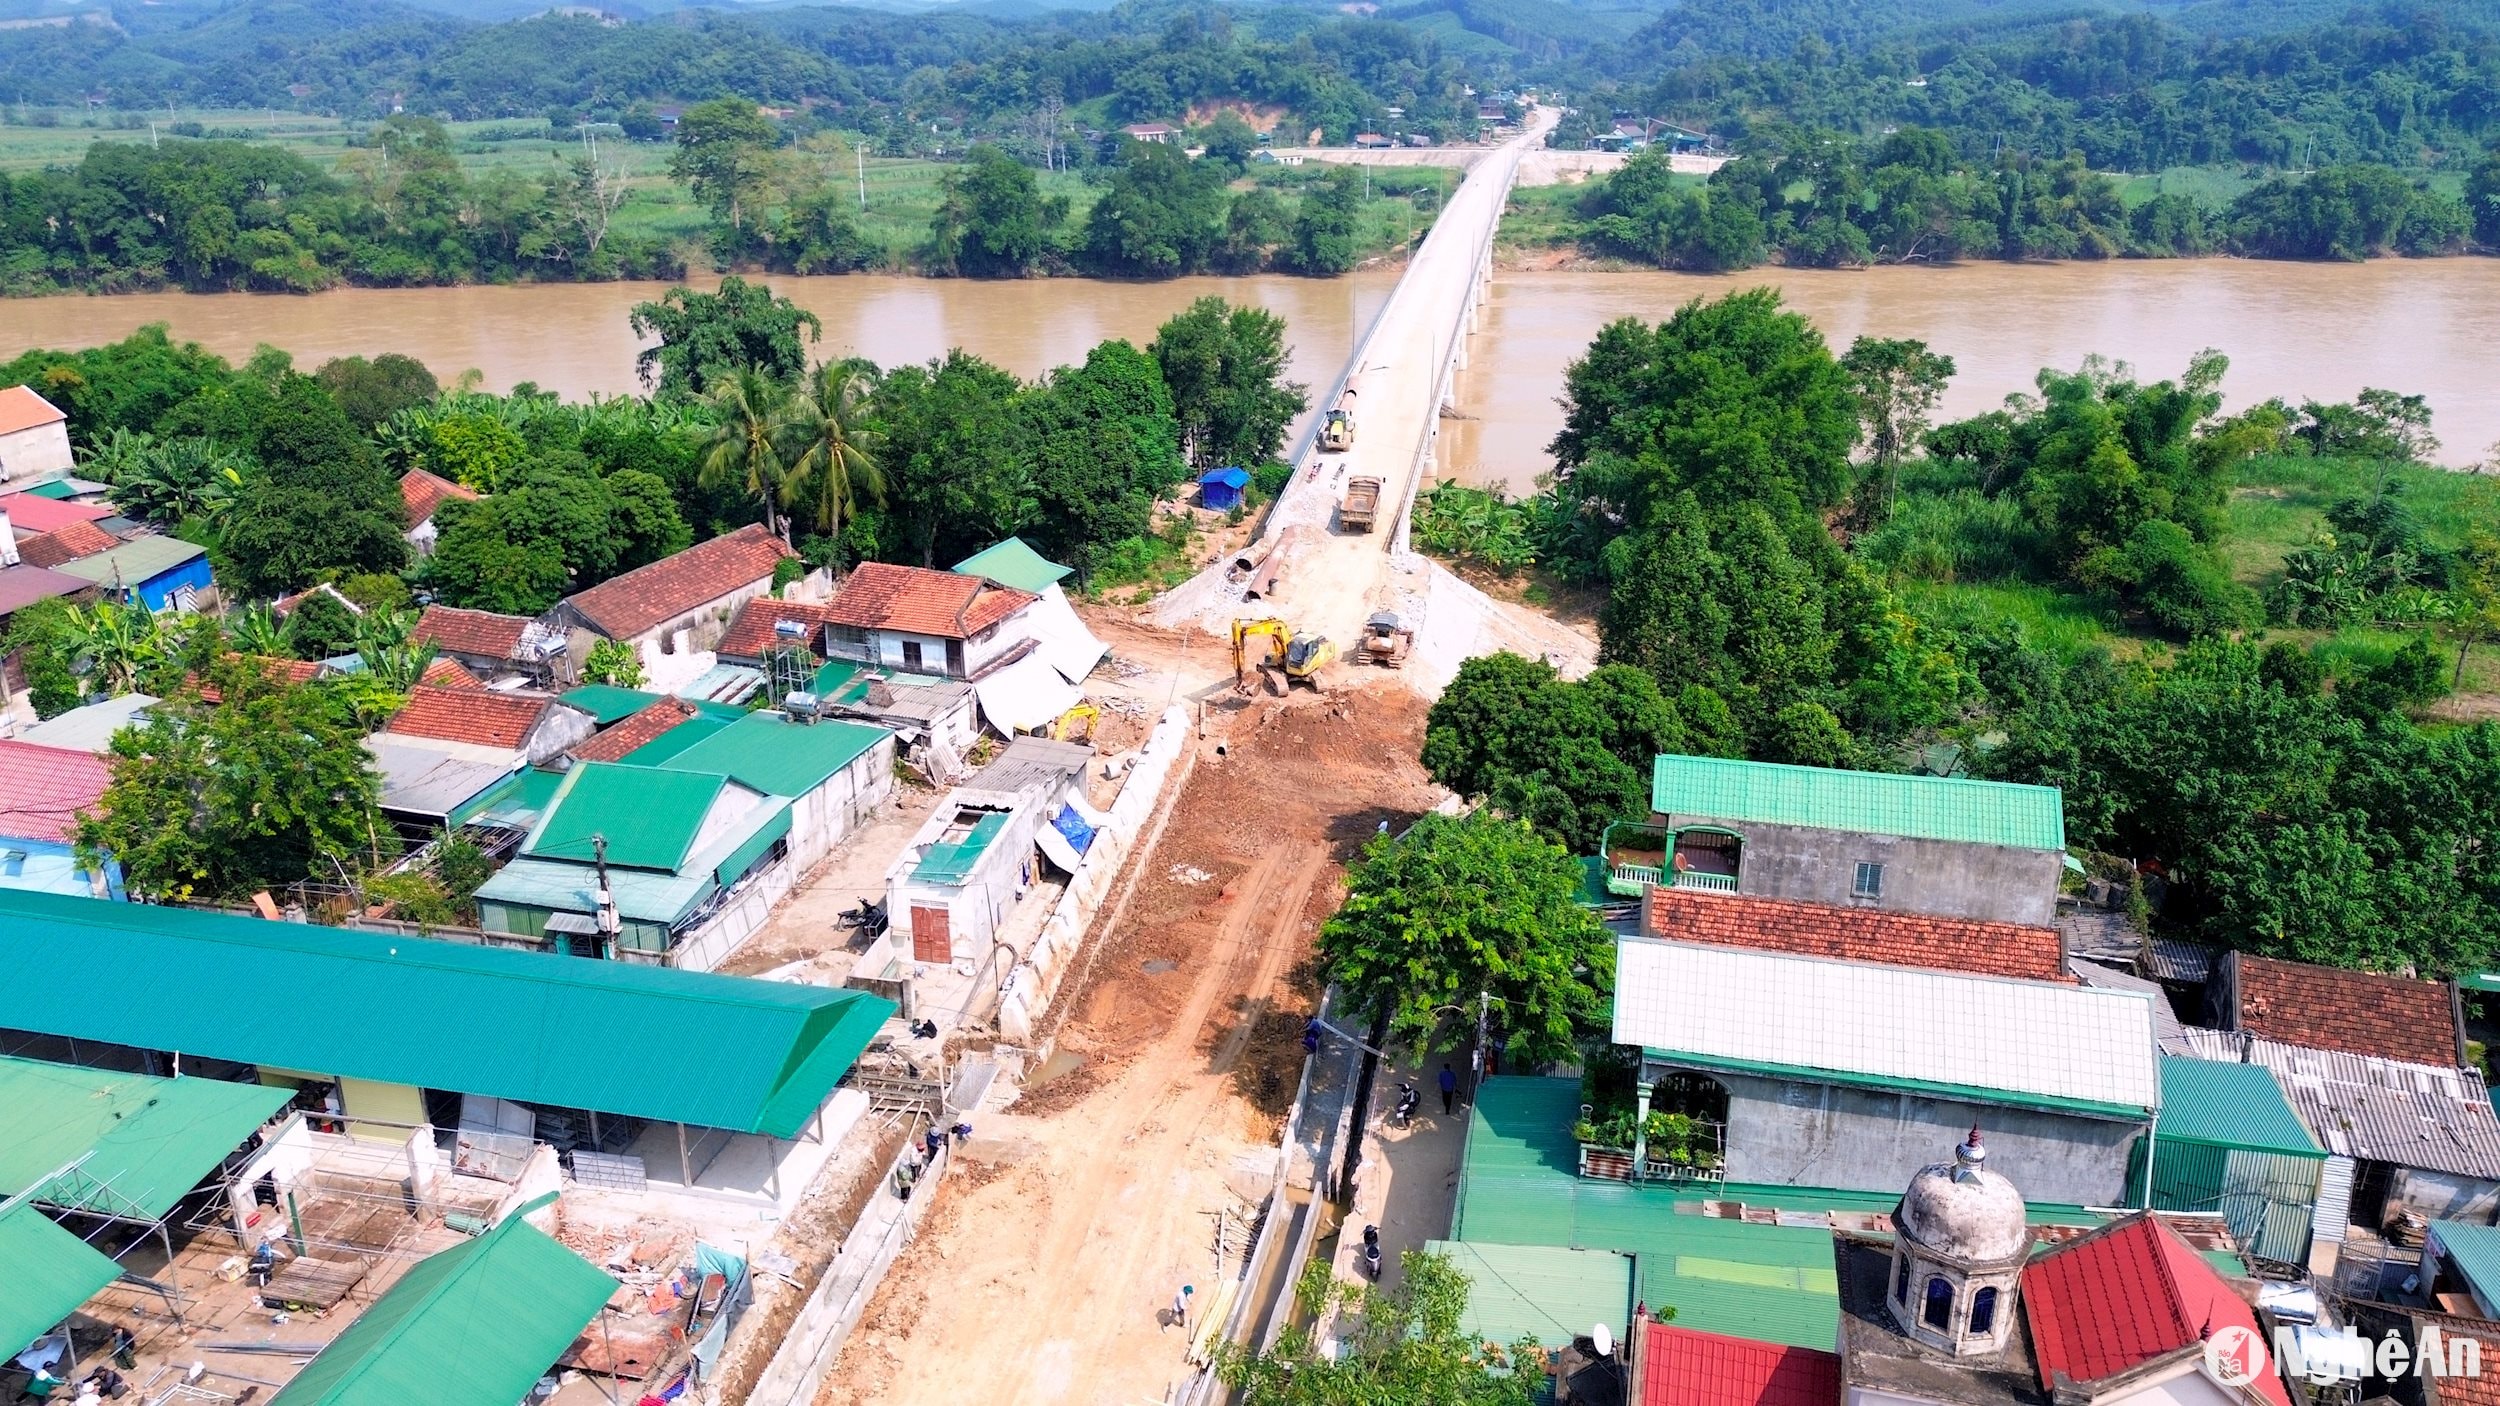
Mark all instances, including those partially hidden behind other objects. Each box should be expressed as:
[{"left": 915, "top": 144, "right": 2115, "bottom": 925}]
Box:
[
  {"left": 1121, "top": 123, "right": 1177, "bottom": 143},
  {"left": 398, "top": 468, "right": 477, "bottom": 556},
  {"left": 2205, "top": 951, "right": 2466, "bottom": 1069},
  {"left": 1626, "top": 755, "right": 2072, "bottom": 925},
  {"left": 551, "top": 523, "right": 793, "bottom": 668},
  {"left": 0, "top": 386, "right": 73, "bottom": 489},
  {"left": 411, "top": 604, "right": 563, "bottom": 686},
  {"left": 51, "top": 535, "right": 213, "bottom": 612}
]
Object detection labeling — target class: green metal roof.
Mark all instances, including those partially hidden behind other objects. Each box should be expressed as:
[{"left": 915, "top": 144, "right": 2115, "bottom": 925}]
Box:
[
  {"left": 1424, "top": 1241, "right": 1635, "bottom": 1350},
  {"left": 661, "top": 714, "right": 888, "bottom": 798},
  {"left": 953, "top": 537, "right": 1072, "bottom": 594},
  {"left": 526, "top": 763, "right": 728, "bottom": 871},
  {"left": 0, "top": 1055, "right": 291, "bottom": 1221},
  {"left": 915, "top": 811, "right": 1010, "bottom": 885},
  {"left": 476, "top": 857, "right": 713, "bottom": 927},
  {"left": 1, "top": 1200, "right": 121, "bottom": 1358},
  {"left": 2434, "top": 1221, "right": 2500, "bottom": 1302},
  {"left": 557, "top": 685, "right": 663, "bottom": 725},
  {"left": 20, "top": 480, "right": 75, "bottom": 500},
  {"left": 2156, "top": 1057, "right": 2322, "bottom": 1157},
  {"left": 1650, "top": 755, "right": 2066, "bottom": 851},
  {"left": 268, "top": 1203, "right": 614, "bottom": 1406},
  {"left": 0, "top": 890, "right": 895, "bottom": 1136},
  {"left": 52, "top": 535, "right": 207, "bottom": 587},
  {"left": 619, "top": 713, "right": 735, "bottom": 765}
]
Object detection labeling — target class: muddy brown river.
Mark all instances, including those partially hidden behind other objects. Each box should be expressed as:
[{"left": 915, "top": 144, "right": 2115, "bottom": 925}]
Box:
[{"left": 4, "top": 260, "right": 2495, "bottom": 479}]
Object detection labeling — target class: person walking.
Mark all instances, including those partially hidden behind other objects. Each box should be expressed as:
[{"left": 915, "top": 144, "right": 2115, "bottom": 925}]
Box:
[{"left": 1438, "top": 1063, "right": 1458, "bottom": 1116}]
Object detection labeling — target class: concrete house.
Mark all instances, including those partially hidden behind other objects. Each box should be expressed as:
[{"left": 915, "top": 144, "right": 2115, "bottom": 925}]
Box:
[
  {"left": 0, "top": 386, "right": 74, "bottom": 489},
  {"left": 52, "top": 535, "right": 214, "bottom": 612},
  {"left": 1621, "top": 755, "right": 2071, "bottom": 925},
  {"left": 823, "top": 561, "right": 1086, "bottom": 735},
  {"left": 379, "top": 684, "right": 597, "bottom": 768},
  {"left": 0, "top": 739, "right": 121, "bottom": 900},
  {"left": 654, "top": 712, "right": 897, "bottom": 876},
  {"left": 412, "top": 604, "right": 564, "bottom": 686},
  {"left": 1611, "top": 936, "right": 2159, "bottom": 1206},
  {"left": 886, "top": 737, "right": 1096, "bottom": 965},
  {"left": 398, "top": 468, "right": 478, "bottom": 556},
  {"left": 551, "top": 523, "right": 794, "bottom": 667}
]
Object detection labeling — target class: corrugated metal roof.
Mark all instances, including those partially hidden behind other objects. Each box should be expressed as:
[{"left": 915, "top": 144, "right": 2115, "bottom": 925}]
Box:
[
  {"left": 620, "top": 713, "right": 737, "bottom": 766},
  {"left": 2072, "top": 960, "right": 2183, "bottom": 1042},
  {"left": 2167, "top": 1029, "right": 2500, "bottom": 1180},
  {"left": 1424, "top": 1241, "right": 1634, "bottom": 1349},
  {"left": 2156, "top": 1056, "right": 2320, "bottom": 1157},
  {"left": 526, "top": 763, "right": 728, "bottom": 871},
  {"left": 953, "top": 537, "right": 1072, "bottom": 594},
  {"left": 476, "top": 857, "right": 713, "bottom": 927},
  {"left": 2143, "top": 939, "right": 2216, "bottom": 984},
  {"left": 915, "top": 811, "right": 1010, "bottom": 885},
  {"left": 0, "top": 890, "right": 894, "bottom": 1136},
  {"left": 2432, "top": 1222, "right": 2500, "bottom": 1303},
  {"left": 267, "top": 1207, "right": 614, "bottom": 1406},
  {"left": 1614, "top": 939, "right": 2160, "bottom": 1117},
  {"left": 0, "top": 1055, "right": 291, "bottom": 1220},
  {"left": 0, "top": 1200, "right": 120, "bottom": 1360},
  {"left": 449, "top": 765, "right": 565, "bottom": 831},
  {"left": 660, "top": 714, "right": 888, "bottom": 799},
  {"left": 1650, "top": 755, "right": 2066, "bottom": 851},
  {"left": 18, "top": 693, "right": 157, "bottom": 754},
  {"left": 371, "top": 742, "right": 519, "bottom": 822},
  {"left": 558, "top": 685, "right": 663, "bottom": 725},
  {"left": 51, "top": 534, "right": 205, "bottom": 587}
]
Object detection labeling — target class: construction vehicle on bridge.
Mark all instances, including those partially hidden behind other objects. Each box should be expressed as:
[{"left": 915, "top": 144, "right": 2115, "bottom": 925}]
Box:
[
  {"left": 1356, "top": 611, "right": 1414, "bottom": 668},
  {"left": 1319, "top": 381, "right": 1359, "bottom": 453},
  {"left": 1231, "top": 617, "right": 1336, "bottom": 694},
  {"left": 1339, "top": 475, "right": 1385, "bottom": 533}
]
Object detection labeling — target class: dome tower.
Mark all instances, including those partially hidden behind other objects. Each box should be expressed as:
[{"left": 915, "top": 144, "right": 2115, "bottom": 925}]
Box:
[{"left": 1884, "top": 1126, "right": 2030, "bottom": 1357}]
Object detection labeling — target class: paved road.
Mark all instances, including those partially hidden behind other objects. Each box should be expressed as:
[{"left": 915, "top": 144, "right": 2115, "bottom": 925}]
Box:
[{"left": 1157, "top": 108, "right": 1558, "bottom": 656}]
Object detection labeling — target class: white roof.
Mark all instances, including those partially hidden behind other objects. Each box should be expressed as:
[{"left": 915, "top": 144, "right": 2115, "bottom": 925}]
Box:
[
  {"left": 1024, "top": 586, "right": 1107, "bottom": 685},
  {"left": 18, "top": 693, "right": 158, "bottom": 753},
  {"left": 973, "top": 651, "right": 1081, "bottom": 735},
  {"left": 1613, "top": 938, "right": 2161, "bottom": 1115}
]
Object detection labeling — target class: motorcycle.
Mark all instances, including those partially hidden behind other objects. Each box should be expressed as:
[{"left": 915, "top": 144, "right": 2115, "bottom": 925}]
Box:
[
  {"left": 836, "top": 898, "right": 890, "bottom": 941},
  {"left": 1361, "top": 1224, "right": 1383, "bottom": 1280},
  {"left": 1393, "top": 1082, "right": 1420, "bottom": 1128}
]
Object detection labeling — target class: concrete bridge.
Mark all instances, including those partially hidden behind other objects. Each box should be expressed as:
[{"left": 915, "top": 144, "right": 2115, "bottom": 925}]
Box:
[{"left": 1155, "top": 107, "right": 1596, "bottom": 692}]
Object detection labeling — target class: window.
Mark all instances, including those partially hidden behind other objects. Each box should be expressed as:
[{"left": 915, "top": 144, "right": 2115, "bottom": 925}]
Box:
[
  {"left": 902, "top": 640, "right": 924, "bottom": 671},
  {"left": 1922, "top": 1278, "right": 1953, "bottom": 1330},
  {"left": 830, "top": 624, "right": 868, "bottom": 650},
  {"left": 1970, "top": 1287, "right": 1998, "bottom": 1335},
  {"left": 1893, "top": 1255, "right": 1911, "bottom": 1305},
  {"left": 1853, "top": 862, "right": 1884, "bottom": 899}
]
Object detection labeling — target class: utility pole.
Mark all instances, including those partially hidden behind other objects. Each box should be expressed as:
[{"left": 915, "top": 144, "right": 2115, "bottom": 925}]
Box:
[
  {"left": 591, "top": 834, "right": 620, "bottom": 960},
  {"left": 1470, "top": 989, "right": 1490, "bottom": 1101},
  {"left": 857, "top": 140, "right": 867, "bottom": 211}
]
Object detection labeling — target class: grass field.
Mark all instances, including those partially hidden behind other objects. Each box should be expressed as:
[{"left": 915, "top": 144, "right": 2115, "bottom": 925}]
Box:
[{"left": 0, "top": 106, "right": 1454, "bottom": 270}]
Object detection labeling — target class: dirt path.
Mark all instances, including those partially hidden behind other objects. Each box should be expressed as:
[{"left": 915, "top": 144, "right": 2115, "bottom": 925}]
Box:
[{"left": 816, "top": 681, "right": 1442, "bottom": 1406}]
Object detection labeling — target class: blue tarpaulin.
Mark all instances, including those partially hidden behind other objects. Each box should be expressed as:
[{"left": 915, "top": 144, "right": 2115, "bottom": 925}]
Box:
[
  {"left": 1051, "top": 806, "right": 1097, "bottom": 855},
  {"left": 1198, "top": 466, "right": 1251, "bottom": 510}
]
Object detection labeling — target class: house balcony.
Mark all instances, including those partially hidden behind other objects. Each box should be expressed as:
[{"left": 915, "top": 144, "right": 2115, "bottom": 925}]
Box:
[{"left": 1598, "top": 821, "right": 1744, "bottom": 897}]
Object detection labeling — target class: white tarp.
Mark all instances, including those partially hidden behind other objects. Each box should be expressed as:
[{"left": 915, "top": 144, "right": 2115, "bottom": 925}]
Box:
[
  {"left": 1024, "top": 587, "right": 1108, "bottom": 685},
  {"left": 1035, "top": 821, "right": 1085, "bottom": 876},
  {"left": 975, "top": 651, "right": 1082, "bottom": 736}
]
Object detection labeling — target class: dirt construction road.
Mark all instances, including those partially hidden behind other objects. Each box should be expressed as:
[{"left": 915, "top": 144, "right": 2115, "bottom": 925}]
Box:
[{"left": 816, "top": 680, "right": 1441, "bottom": 1406}]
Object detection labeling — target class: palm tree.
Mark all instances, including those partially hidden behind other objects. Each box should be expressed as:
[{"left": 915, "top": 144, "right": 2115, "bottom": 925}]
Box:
[
  {"left": 776, "top": 361, "right": 886, "bottom": 543},
  {"left": 700, "top": 368, "right": 795, "bottom": 539}
]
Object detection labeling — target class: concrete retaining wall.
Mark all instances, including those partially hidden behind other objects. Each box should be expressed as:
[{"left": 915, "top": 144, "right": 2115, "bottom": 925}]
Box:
[
  {"left": 997, "top": 705, "right": 1193, "bottom": 1044},
  {"left": 741, "top": 1134, "right": 952, "bottom": 1406}
]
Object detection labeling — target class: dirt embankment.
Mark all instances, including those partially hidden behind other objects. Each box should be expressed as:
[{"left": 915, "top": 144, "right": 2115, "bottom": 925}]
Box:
[{"left": 814, "top": 680, "right": 1441, "bottom": 1406}]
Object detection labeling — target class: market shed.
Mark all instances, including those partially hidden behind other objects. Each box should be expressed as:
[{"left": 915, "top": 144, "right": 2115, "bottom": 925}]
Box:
[
  {"left": 0, "top": 890, "right": 894, "bottom": 1146},
  {"left": 0, "top": 1055, "right": 290, "bottom": 1223},
  {"left": 2137, "top": 1055, "right": 2324, "bottom": 1265},
  {"left": 265, "top": 1200, "right": 615, "bottom": 1406},
  {"left": 1, "top": 1200, "right": 120, "bottom": 1359}
]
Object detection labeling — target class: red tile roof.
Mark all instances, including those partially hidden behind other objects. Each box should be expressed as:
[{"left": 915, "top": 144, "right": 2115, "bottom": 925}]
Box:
[
  {"left": 2227, "top": 952, "right": 2459, "bottom": 1068},
  {"left": 1638, "top": 1321, "right": 1841, "bottom": 1406},
  {"left": 2021, "top": 1215, "right": 2289, "bottom": 1406},
  {"left": 0, "top": 739, "right": 110, "bottom": 843},
  {"left": 2415, "top": 1314, "right": 2500, "bottom": 1406},
  {"left": 384, "top": 685, "right": 558, "bottom": 751},
  {"left": 0, "top": 493, "right": 109, "bottom": 535},
  {"left": 398, "top": 468, "right": 477, "bottom": 529},
  {"left": 570, "top": 697, "right": 699, "bottom": 763},
  {"left": 15, "top": 520, "right": 118, "bottom": 569},
  {"left": 825, "top": 561, "right": 1034, "bottom": 640},
  {"left": 421, "top": 657, "right": 483, "bottom": 689},
  {"left": 413, "top": 605, "right": 534, "bottom": 663},
  {"left": 563, "top": 524, "right": 793, "bottom": 641},
  {"left": 0, "top": 385, "right": 66, "bottom": 436},
  {"left": 1645, "top": 888, "right": 2068, "bottom": 982},
  {"left": 717, "top": 597, "right": 836, "bottom": 662}
]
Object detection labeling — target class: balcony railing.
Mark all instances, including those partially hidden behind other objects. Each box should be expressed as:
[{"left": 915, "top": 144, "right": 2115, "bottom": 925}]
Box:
[
  {"left": 1607, "top": 862, "right": 1664, "bottom": 895},
  {"left": 1673, "top": 870, "right": 1739, "bottom": 893}
]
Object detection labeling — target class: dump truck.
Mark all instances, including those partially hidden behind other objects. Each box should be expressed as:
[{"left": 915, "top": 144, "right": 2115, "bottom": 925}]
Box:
[
  {"left": 1357, "top": 611, "right": 1414, "bottom": 668},
  {"left": 1318, "top": 381, "right": 1359, "bottom": 453},
  {"left": 1339, "top": 475, "right": 1385, "bottom": 533}
]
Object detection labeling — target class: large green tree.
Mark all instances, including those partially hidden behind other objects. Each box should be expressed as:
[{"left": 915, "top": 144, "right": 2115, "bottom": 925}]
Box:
[
  {"left": 1017, "top": 340, "right": 1185, "bottom": 574},
  {"left": 777, "top": 359, "right": 886, "bottom": 544},
  {"left": 77, "top": 655, "right": 392, "bottom": 902},
  {"left": 215, "top": 374, "right": 409, "bottom": 598},
  {"left": 668, "top": 97, "right": 778, "bottom": 240},
  {"left": 869, "top": 351, "right": 1035, "bottom": 566},
  {"left": 1217, "top": 1253, "right": 1540, "bottom": 1406},
  {"left": 1841, "top": 335, "right": 1956, "bottom": 516},
  {"left": 1286, "top": 164, "right": 1364, "bottom": 276},
  {"left": 1317, "top": 811, "right": 1615, "bottom": 1069},
  {"left": 1148, "top": 296, "right": 1308, "bottom": 470},
  {"left": 629, "top": 277, "right": 822, "bottom": 401},
  {"left": 1082, "top": 140, "right": 1226, "bottom": 277},
  {"left": 928, "top": 145, "right": 1065, "bottom": 277}
]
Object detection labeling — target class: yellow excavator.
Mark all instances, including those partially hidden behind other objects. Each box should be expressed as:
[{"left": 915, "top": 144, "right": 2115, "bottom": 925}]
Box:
[
  {"left": 1046, "top": 702, "right": 1099, "bottom": 744},
  {"left": 1231, "top": 617, "right": 1335, "bottom": 695}
]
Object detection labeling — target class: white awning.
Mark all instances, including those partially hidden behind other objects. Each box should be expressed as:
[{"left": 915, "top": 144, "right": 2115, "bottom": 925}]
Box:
[
  {"left": 974, "top": 652, "right": 1082, "bottom": 736},
  {"left": 1024, "top": 588, "right": 1108, "bottom": 685}
]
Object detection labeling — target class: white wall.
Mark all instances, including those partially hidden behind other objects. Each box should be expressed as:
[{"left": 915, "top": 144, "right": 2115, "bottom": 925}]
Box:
[
  {"left": 786, "top": 735, "right": 899, "bottom": 873},
  {"left": 0, "top": 421, "right": 73, "bottom": 485}
]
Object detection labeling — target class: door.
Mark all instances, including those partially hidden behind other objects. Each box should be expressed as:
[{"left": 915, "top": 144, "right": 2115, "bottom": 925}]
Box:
[{"left": 911, "top": 904, "right": 952, "bottom": 963}]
